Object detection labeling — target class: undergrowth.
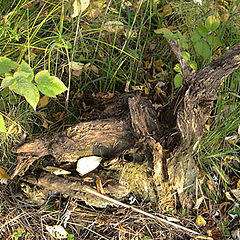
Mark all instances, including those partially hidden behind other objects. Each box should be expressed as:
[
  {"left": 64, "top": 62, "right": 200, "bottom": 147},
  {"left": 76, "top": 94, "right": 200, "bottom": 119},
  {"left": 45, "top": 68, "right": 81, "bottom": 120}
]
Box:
[{"left": 0, "top": 0, "right": 240, "bottom": 239}]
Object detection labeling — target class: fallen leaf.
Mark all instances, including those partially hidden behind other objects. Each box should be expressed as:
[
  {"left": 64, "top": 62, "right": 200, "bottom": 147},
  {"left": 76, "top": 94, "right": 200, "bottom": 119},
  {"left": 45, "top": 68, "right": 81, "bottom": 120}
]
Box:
[
  {"left": 76, "top": 156, "right": 102, "bottom": 175},
  {"left": 69, "top": 61, "right": 84, "bottom": 71},
  {"left": 71, "top": 0, "right": 90, "bottom": 18},
  {"left": 196, "top": 215, "right": 207, "bottom": 227},
  {"left": 96, "top": 176, "right": 105, "bottom": 194},
  {"left": 237, "top": 179, "right": 240, "bottom": 189},
  {"left": 52, "top": 112, "right": 64, "bottom": 121},
  {"left": 104, "top": 21, "right": 125, "bottom": 33},
  {"left": 38, "top": 96, "right": 50, "bottom": 108},
  {"left": 7, "top": 124, "right": 22, "bottom": 135},
  {"left": 193, "top": 196, "right": 205, "bottom": 210},
  {"left": 43, "top": 166, "right": 71, "bottom": 176},
  {"left": 162, "top": 5, "right": 172, "bottom": 16},
  {"left": 166, "top": 216, "right": 180, "bottom": 222},
  {"left": 231, "top": 189, "right": 240, "bottom": 201},
  {"left": 45, "top": 225, "right": 68, "bottom": 239},
  {"left": 0, "top": 167, "right": 10, "bottom": 182},
  {"left": 206, "top": 179, "right": 215, "bottom": 191}
]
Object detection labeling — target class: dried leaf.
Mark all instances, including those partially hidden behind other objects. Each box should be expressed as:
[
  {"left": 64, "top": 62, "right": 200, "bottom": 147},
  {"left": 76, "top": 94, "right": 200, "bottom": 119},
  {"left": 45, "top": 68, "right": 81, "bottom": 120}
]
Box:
[
  {"left": 71, "top": 0, "right": 90, "bottom": 18},
  {"left": 45, "top": 225, "right": 68, "bottom": 239},
  {"left": 196, "top": 215, "right": 206, "bottom": 227},
  {"left": 52, "top": 112, "right": 64, "bottom": 121},
  {"left": 7, "top": 124, "right": 22, "bottom": 135},
  {"left": 38, "top": 96, "right": 50, "bottom": 109},
  {"left": 43, "top": 166, "right": 71, "bottom": 176},
  {"left": 104, "top": 21, "right": 125, "bottom": 33},
  {"left": 96, "top": 176, "right": 105, "bottom": 194},
  {"left": 162, "top": 5, "right": 172, "bottom": 16},
  {"left": 166, "top": 216, "right": 180, "bottom": 222},
  {"left": 76, "top": 156, "right": 102, "bottom": 175},
  {"left": 231, "top": 189, "right": 240, "bottom": 201},
  {"left": 0, "top": 167, "right": 10, "bottom": 181},
  {"left": 193, "top": 196, "right": 205, "bottom": 210},
  {"left": 237, "top": 179, "right": 240, "bottom": 189},
  {"left": 206, "top": 179, "right": 215, "bottom": 191},
  {"left": 69, "top": 61, "right": 84, "bottom": 71}
]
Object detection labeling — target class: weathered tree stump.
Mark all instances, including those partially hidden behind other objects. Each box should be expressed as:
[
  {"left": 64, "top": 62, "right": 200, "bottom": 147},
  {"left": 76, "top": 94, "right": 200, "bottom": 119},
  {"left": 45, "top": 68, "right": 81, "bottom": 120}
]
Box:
[{"left": 11, "top": 42, "right": 240, "bottom": 210}]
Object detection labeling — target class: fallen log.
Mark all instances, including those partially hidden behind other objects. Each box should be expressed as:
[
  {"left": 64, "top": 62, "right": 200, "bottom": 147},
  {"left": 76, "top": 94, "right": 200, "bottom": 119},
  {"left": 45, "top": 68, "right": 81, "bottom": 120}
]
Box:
[{"left": 11, "top": 42, "right": 240, "bottom": 210}]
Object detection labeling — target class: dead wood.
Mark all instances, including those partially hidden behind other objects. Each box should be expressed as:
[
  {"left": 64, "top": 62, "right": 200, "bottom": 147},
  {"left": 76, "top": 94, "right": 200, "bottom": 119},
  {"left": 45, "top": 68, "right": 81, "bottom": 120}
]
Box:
[
  {"left": 175, "top": 42, "right": 240, "bottom": 139},
  {"left": 166, "top": 41, "right": 240, "bottom": 208},
  {"left": 11, "top": 42, "right": 240, "bottom": 211}
]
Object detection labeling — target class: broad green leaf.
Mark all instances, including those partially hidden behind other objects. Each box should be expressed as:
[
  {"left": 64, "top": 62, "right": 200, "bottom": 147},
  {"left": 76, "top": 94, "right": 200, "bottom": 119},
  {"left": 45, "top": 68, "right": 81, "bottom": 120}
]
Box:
[
  {"left": 205, "top": 15, "right": 220, "bottom": 32},
  {"left": 164, "top": 32, "right": 178, "bottom": 40},
  {"left": 1, "top": 76, "right": 15, "bottom": 88},
  {"left": 0, "top": 57, "right": 18, "bottom": 75},
  {"left": 14, "top": 60, "right": 34, "bottom": 82},
  {"left": 206, "top": 35, "right": 222, "bottom": 48},
  {"left": 12, "top": 80, "right": 40, "bottom": 110},
  {"left": 178, "top": 33, "right": 188, "bottom": 50},
  {"left": 0, "top": 114, "right": 7, "bottom": 133},
  {"left": 191, "top": 30, "right": 201, "bottom": 42},
  {"left": 194, "top": 41, "right": 211, "bottom": 59},
  {"left": 174, "top": 73, "right": 183, "bottom": 88},
  {"left": 182, "top": 51, "right": 190, "bottom": 62},
  {"left": 35, "top": 70, "right": 67, "bottom": 97},
  {"left": 196, "top": 23, "right": 208, "bottom": 37}
]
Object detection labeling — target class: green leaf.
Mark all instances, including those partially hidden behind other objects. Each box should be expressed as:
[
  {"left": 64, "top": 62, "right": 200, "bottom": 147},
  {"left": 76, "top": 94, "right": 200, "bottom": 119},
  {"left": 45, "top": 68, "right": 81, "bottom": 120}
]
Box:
[
  {"left": 206, "top": 35, "right": 222, "bottom": 48},
  {"left": 0, "top": 114, "right": 7, "bottom": 133},
  {"left": 182, "top": 51, "right": 190, "bottom": 62},
  {"left": 194, "top": 41, "right": 211, "bottom": 59},
  {"left": 189, "top": 61, "right": 198, "bottom": 71},
  {"left": 174, "top": 73, "right": 183, "bottom": 88},
  {"left": 154, "top": 28, "right": 172, "bottom": 35},
  {"left": 0, "top": 57, "right": 18, "bottom": 75},
  {"left": 205, "top": 15, "right": 220, "bottom": 32},
  {"left": 196, "top": 23, "right": 208, "bottom": 37},
  {"left": 12, "top": 80, "right": 40, "bottom": 110},
  {"left": 191, "top": 30, "right": 201, "bottom": 42},
  {"left": 164, "top": 33, "right": 178, "bottom": 40},
  {"left": 178, "top": 33, "right": 188, "bottom": 49},
  {"left": 1, "top": 76, "right": 15, "bottom": 88},
  {"left": 14, "top": 60, "right": 34, "bottom": 82},
  {"left": 35, "top": 70, "right": 67, "bottom": 97},
  {"left": 173, "top": 64, "right": 182, "bottom": 73}
]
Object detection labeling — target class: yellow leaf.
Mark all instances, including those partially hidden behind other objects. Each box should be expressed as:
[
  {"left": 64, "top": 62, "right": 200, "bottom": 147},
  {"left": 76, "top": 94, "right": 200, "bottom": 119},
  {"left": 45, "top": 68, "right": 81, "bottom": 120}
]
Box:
[
  {"left": 7, "top": 124, "right": 22, "bottom": 135},
  {"left": 237, "top": 179, "right": 240, "bottom": 189},
  {"left": 196, "top": 215, "right": 206, "bottom": 227},
  {"left": 0, "top": 167, "right": 10, "bottom": 180},
  {"left": 71, "top": 0, "right": 90, "bottom": 18}
]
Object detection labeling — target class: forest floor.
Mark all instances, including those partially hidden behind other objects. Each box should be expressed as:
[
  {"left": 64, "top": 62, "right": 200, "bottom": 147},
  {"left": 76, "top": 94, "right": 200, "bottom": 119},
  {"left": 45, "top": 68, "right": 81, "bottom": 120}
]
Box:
[{"left": 0, "top": 1, "right": 240, "bottom": 239}]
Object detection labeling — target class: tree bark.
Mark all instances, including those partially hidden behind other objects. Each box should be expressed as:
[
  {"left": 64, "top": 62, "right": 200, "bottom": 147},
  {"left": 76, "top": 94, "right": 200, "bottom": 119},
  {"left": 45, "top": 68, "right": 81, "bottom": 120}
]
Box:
[{"left": 11, "top": 42, "right": 240, "bottom": 209}]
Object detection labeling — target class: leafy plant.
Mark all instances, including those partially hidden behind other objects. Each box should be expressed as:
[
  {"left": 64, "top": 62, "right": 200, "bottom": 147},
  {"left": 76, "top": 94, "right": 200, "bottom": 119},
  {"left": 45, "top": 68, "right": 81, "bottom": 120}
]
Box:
[
  {"left": 0, "top": 56, "right": 67, "bottom": 132},
  {"left": 191, "top": 15, "right": 222, "bottom": 59}
]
